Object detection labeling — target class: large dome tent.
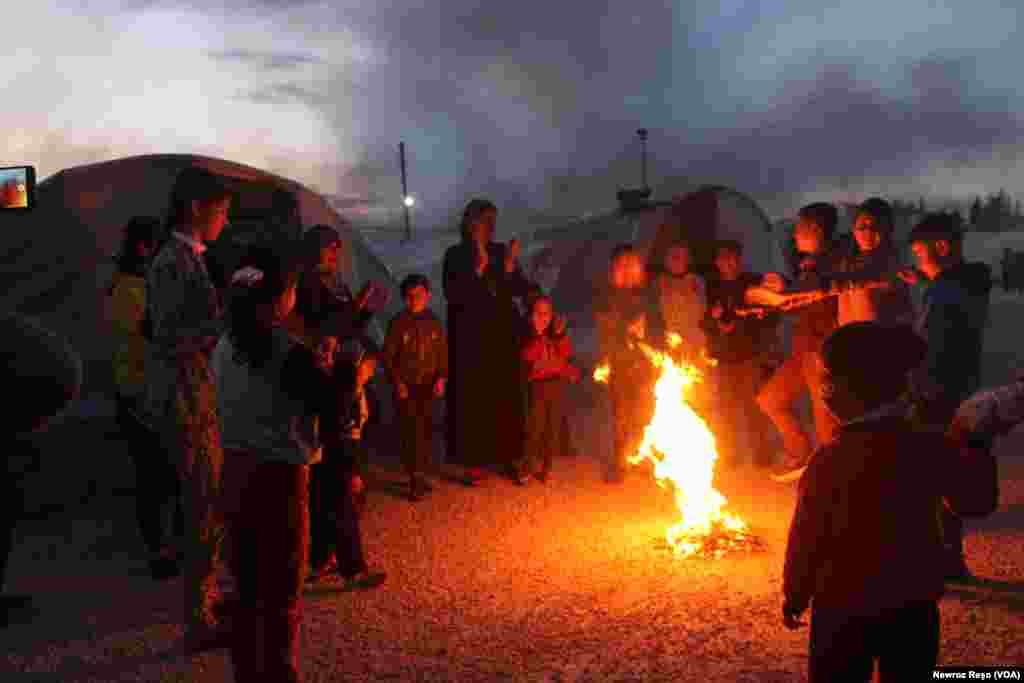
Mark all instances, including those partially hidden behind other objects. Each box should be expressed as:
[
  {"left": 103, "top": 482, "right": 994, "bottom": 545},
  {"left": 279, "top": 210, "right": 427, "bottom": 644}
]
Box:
[{"left": 0, "top": 154, "right": 400, "bottom": 406}]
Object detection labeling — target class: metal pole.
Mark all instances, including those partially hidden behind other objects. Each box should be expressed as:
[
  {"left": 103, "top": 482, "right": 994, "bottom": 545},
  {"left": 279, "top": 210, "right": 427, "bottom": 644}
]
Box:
[
  {"left": 399, "top": 141, "right": 411, "bottom": 242},
  {"left": 638, "top": 128, "right": 648, "bottom": 190}
]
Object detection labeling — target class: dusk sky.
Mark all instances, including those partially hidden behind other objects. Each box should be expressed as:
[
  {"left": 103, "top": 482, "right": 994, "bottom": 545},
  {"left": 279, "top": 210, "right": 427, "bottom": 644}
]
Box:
[{"left": 6, "top": 0, "right": 1023, "bottom": 221}]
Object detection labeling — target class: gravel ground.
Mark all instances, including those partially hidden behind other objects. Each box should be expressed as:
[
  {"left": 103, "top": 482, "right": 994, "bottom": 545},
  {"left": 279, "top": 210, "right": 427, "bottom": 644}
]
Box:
[{"left": 4, "top": 299, "right": 1024, "bottom": 681}]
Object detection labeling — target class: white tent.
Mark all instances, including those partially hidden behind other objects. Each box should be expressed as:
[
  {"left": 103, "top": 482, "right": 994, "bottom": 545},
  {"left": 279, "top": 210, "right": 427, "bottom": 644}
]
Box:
[{"left": 0, "top": 154, "right": 399, "bottom": 399}]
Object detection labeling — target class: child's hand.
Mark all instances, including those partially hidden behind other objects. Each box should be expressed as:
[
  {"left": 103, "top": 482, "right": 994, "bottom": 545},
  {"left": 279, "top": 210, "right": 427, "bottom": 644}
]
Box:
[
  {"left": 433, "top": 377, "right": 446, "bottom": 398},
  {"left": 316, "top": 336, "right": 339, "bottom": 370},
  {"left": 397, "top": 382, "right": 410, "bottom": 400},
  {"left": 762, "top": 273, "right": 786, "bottom": 293},
  {"left": 553, "top": 315, "right": 567, "bottom": 336},
  {"left": 351, "top": 475, "right": 364, "bottom": 496},
  {"left": 782, "top": 606, "right": 805, "bottom": 630},
  {"left": 897, "top": 268, "right": 920, "bottom": 285}
]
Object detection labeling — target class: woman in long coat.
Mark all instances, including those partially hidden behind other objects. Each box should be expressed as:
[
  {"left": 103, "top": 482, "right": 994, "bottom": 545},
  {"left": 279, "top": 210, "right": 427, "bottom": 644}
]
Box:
[{"left": 442, "top": 199, "right": 537, "bottom": 484}]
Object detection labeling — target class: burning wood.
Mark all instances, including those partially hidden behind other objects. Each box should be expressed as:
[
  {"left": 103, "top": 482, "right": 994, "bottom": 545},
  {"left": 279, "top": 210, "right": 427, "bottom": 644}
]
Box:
[{"left": 594, "top": 336, "right": 761, "bottom": 558}]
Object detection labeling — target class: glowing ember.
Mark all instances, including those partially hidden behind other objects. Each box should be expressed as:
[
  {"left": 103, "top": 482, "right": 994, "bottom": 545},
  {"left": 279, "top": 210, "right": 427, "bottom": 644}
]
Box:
[{"left": 594, "top": 339, "right": 762, "bottom": 558}]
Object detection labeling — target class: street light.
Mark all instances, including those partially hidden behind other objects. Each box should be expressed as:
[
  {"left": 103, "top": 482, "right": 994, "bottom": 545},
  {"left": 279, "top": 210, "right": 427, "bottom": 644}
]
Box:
[{"left": 399, "top": 141, "right": 413, "bottom": 242}]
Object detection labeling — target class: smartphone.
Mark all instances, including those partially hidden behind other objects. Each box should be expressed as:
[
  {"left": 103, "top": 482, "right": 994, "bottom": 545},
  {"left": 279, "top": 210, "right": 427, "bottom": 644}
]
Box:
[{"left": 0, "top": 166, "right": 36, "bottom": 210}]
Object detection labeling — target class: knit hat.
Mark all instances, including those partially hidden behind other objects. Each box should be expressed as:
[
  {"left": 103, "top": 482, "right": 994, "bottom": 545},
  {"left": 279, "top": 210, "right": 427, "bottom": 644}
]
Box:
[
  {"left": 822, "top": 322, "right": 925, "bottom": 400},
  {"left": 0, "top": 314, "right": 83, "bottom": 434}
]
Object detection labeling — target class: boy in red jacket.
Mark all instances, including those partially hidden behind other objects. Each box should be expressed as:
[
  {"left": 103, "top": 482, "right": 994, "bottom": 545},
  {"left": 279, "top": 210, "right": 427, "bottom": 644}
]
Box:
[
  {"left": 518, "top": 295, "right": 581, "bottom": 484},
  {"left": 782, "top": 322, "right": 998, "bottom": 682}
]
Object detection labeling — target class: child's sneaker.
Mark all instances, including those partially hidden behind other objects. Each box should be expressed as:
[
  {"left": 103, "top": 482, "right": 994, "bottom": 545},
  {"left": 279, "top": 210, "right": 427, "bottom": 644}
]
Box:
[{"left": 770, "top": 455, "right": 808, "bottom": 483}]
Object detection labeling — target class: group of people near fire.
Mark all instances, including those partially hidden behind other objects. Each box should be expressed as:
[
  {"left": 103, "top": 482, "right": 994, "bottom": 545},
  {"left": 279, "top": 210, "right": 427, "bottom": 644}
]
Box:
[{"left": 0, "top": 165, "right": 1016, "bottom": 681}]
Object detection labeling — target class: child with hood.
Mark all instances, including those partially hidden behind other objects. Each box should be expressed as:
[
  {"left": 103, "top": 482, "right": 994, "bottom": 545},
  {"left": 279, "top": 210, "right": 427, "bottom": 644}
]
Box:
[{"left": 782, "top": 322, "right": 998, "bottom": 682}]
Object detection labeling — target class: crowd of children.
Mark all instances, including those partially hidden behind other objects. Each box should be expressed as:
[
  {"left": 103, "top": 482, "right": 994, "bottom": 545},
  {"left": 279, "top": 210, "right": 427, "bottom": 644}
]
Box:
[{"left": 1, "top": 173, "right": 1014, "bottom": 682}]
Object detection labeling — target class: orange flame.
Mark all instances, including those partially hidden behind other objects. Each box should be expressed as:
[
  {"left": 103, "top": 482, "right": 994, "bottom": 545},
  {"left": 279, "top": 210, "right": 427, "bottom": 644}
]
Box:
[{"left": 595, "top": 338, "right": 750, "bottom": 557}]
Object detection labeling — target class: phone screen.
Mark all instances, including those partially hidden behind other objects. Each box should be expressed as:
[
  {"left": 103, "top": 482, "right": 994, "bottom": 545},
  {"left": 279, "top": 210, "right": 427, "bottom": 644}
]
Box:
[{"left": 0, "top": 166, "right": 36, "bottom": 210}]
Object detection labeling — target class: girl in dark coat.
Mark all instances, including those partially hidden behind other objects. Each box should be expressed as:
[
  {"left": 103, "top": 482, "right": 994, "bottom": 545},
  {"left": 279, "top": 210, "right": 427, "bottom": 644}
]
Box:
[{"left": 442, "top": 199, "right": 536, "bottom": 484}]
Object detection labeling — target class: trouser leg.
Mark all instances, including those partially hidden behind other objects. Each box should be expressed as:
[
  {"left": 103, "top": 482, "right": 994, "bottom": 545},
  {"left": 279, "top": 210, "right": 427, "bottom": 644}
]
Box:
[
  {"left": 229, "top": 462, "right": 308, "bottom": 683},
  {"left": 808, "top": 608, "right": 875, "bottom": 683},
  {"left": 0, "top": 474, "right": 22, "bottom": 593},
  {"left": 802, "top": 350, "right": 840, "bottom": 449},
  {"left": 876, "top": 601, "right": 940, "bottom": 682},
  {"left": 756, "top": 353, "right": 815, "bottom": 464},
  {"left": 333, "top": 447, "right": 367, "bottom": 579}
]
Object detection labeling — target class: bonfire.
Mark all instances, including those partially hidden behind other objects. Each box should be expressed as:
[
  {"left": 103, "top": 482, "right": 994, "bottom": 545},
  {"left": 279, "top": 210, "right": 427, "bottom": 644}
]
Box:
[{"left": 594, "top": 333, "right": 763, "bottom": 559}]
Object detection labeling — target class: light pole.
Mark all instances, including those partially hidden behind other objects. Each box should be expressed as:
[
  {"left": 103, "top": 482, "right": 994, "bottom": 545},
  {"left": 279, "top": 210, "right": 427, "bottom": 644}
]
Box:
[
  {"left": 399, "top": 141, "right": 413, "bottom": 242},
  {"left": 638, "top": 128, "right": 649, "bottom": 191}
]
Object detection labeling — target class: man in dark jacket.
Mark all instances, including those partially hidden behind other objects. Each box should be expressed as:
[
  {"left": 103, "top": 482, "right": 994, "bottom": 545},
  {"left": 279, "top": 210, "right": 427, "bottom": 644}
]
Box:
[
  {"left": 904, "top": 213, "right": 994, "bottom": 580},
  {"left": 783, "top": 322, "right": 998, "bottom": 683},
  {"left": 1, "top": 314, "right": 83, "bottom": 628}
]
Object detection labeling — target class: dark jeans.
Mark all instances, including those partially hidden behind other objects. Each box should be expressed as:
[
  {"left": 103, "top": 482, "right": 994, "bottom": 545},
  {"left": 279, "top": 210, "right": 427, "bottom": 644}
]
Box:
[
  {"left": 522, "top": 379, "right": 565, "bottom": 475},
  {"left": 609, "top": 382, "right": 655, "bottom": 478},
  {"left": 0, "top": 473, "right": 22, "bottom": 594},
  {"left": 223, "top": 456, "right": 309, "bottom": 683},
  {"left": 396, "top": 384, "right": 435, "bottom": 480},
  {"left": 309, "top": 442, "right": 367, "bottom": 578},
  {"left": 756, "top": 350, "right": 839, "bottom": 465},
  {"left": 118, "top": 395, "right": 184, "bottom": 555},
  {"left": 808, "top": 601, "right": 940, "bottom": 683},
  {"left": 712, "top": 359, "right": 769, "bottom": 466}
]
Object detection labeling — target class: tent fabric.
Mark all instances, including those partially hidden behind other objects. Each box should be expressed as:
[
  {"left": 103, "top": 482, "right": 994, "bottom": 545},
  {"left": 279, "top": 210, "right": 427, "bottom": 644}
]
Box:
[
  {"left": 532, "top": 185, "right": 782, "bottom": 320},
  {"left": 0, "top": 153, "right": 399, "bottom": 396}
]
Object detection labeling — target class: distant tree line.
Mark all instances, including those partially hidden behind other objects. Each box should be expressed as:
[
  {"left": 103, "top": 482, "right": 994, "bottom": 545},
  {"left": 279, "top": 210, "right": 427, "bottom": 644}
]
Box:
[{"left": 964, "top": 190, "right": 1023, "bottom": 232}]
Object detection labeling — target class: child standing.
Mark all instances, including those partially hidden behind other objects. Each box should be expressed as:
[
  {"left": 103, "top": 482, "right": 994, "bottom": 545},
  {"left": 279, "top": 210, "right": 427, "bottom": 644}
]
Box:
[
  {"left": 701, "top": 240, "right": 780, "bottom": 467},
  {"left": 383, "top": 274, "right": 448, "bottom": 502},
  {"left": 655, "top": 240, "right": 706, "bottom": 361},
  {"left": 518, "top": 295, "right": 581, "bottom": 485},
  {"left": 782, "top": 322, "right": 998, "bottom": 683},
  {"left": 604, "top": 305, "right": 660, "bottom": 483},
  {"left": 307, "top": 349, "right": 387, "bottom": 590}
]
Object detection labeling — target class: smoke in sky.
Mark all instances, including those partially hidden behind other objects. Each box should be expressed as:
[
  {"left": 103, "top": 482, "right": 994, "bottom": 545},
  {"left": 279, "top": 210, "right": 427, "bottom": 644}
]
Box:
[{"left": 6, "top": 0, "right": 1024, "bottom": 225}]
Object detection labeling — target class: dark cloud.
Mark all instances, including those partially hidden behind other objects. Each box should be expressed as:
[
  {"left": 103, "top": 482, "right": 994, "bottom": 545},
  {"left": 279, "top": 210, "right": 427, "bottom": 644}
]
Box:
[
  {"left": 184, "top": 3, "right": 1024, "bottom": 222},
  {"left": 665, "top": 58, "right": 1024, "bottom": 213},
  {"left": 207, "top": 48, "right": 325, "bottom": 71}
]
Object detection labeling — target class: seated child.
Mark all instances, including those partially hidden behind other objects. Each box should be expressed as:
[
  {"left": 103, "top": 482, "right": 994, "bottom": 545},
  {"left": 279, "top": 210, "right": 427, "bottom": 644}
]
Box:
[
  {"left": 782, "top": 322, "right": 998, "bottom": 683},
  {"left": 518, "top": 295, "right": 581, "bottom": 484},
  {"left": 605, "top": 305, "right": 659, "bottom": 483},
  {"left": 307, "top": 348, "right": 386, "bottom": 591},
  {"left": 383, "top": 274, "right": 448, "bottom": 502}
]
